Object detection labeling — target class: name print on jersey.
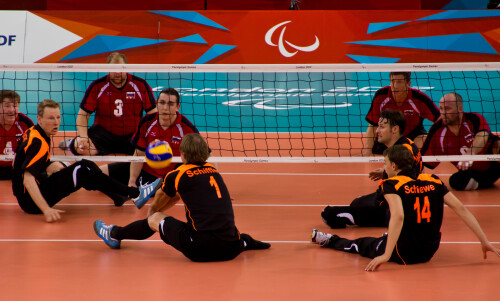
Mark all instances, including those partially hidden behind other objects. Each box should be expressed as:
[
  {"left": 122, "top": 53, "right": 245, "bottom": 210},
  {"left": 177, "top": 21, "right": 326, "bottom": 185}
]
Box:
[
  {"left": 405, "top": 184, "right": 436, "bottom": 194},
  {"left": 186, "top": 166, "right": 218, "bottom": 177}
]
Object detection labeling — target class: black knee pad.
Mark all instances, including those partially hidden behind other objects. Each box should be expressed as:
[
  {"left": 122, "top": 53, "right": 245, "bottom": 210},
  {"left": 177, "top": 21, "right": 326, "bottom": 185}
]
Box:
[
  {"left": 73, "top": 159, "right": 103, "bottom": 190},
  {"left": 321, "top": 206, "right": 348, "bottom": 229},
  {"left": 449, "top": 172, "right": 478, "bottom": 191},
  {"left": 78, "top": 159, "right": 102, "bottom": 176}
]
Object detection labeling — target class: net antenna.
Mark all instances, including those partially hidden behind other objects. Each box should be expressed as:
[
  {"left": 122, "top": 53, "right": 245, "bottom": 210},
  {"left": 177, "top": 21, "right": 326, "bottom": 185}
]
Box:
[{"left": 0, "top": 62, "right": 499, "bottom": 164}]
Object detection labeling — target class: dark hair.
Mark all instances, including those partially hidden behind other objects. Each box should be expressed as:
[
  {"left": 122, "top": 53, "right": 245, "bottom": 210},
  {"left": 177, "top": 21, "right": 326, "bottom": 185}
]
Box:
[
  {"left": 180, "top": 133, "right": 209, "bottom": 164},
  {"left": 0, "top": 90, "right": 20, "bottom": 104},
  {"left": 380, "top": 110, "right": 406, "bottom": 135},
  {"left": 107, "top": 52, "right": 128, "bottom": 64},
  {"left": 159, "top": 88, "right": 180, "bottom": 104},
  {"left": 389, "top": 72, "right": 411, "bottom": 82},
  {"left": 37, "top": 99, "right": 60, "bottom": 117},
  {"left": 383, "top": 144, "right": 414, "bottom": 171}
]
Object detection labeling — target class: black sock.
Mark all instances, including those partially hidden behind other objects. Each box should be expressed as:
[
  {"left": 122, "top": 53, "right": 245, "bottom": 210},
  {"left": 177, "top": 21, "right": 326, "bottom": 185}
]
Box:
[
  {"left": 127, "top": 187, "right": 139, "bottom": 199},
  {"left": 241, "top": 233, "right": 270, "bottom": 250},
  {"left": 111, "top": 219, "right": 155, "bottom": 240}
]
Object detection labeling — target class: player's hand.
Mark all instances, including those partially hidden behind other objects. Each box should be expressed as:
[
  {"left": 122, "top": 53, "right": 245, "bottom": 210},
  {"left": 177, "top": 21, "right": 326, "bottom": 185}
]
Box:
[
  {"left": 365, "top": 254, "right": 390, "bottom": 271},
  {"left": 369, "top": 168, "right": 384, "bottom": 181},
  {"left": 43, "top": 208, "right": 65, "bottom": 222},
  {"left": 481, "top": 242, "right": 500, "bottom": 259},
  {"left": 75, "top": 137, "right": 90, "bottom": 150},
  {"left": 457, "top": 160, "right": 474, "bottom": 171}
]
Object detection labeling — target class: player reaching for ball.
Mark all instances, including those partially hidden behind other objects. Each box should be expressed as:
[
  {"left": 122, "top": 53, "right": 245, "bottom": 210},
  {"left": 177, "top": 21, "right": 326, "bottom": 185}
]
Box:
[
  {"left": 94, "top": 133, "right": 270, "bottom": 262},
  {"left": 420, "top": 92, "right": 500, "bottom": 190},
  {"left": 99, "top": 88, "right": 200, "bottom": 209}
]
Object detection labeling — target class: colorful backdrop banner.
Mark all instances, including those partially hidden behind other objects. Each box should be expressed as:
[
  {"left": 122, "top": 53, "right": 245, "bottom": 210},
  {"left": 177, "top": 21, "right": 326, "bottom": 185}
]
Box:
[{"left": 1, "top": 10, "right": 500, "bottom": 64}]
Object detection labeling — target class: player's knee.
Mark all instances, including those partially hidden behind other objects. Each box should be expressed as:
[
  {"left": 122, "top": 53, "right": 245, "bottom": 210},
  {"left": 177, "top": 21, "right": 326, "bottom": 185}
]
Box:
[
  {"left": 148, "top": 212, "right": 167, "bottom": 232},
  {"left": 449, "top": 172, "right": 479, "bottom": 191}
]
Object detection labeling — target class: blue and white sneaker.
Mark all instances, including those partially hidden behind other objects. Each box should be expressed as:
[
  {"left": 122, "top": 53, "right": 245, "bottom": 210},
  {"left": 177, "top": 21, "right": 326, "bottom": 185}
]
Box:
[
  {"left": 132, "top": 178, "right": 161, "bottom": 209},
  {"left": 93, "top": 220, "right": 121, "bottom": 249}
]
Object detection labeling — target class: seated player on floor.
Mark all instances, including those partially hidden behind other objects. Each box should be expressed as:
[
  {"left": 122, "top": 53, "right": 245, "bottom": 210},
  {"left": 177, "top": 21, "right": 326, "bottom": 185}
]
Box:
[{"left": 312, "top": 145, "right": 500, "bottom": 271}]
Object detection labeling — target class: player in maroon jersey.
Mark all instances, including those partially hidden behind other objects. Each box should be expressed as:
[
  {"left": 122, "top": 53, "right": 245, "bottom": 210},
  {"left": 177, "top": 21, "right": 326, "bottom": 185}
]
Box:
[
  {"left": 312, "top": 145, "right": 500, "bottom": 271},
  {"left": 363, "top": 72, "right": 440, "bottom": 155},
  {"left": 60, "top": 52, "right": 157, "bottom": 155},
  {"left": 0, "top": 90, "right": 34, "bottom": 180},
  {"left": 421, "top": 92, "right": 500, "bottom": 190},
  {"left": 99, "top": 88, "right": 200, "bottom": 208}
]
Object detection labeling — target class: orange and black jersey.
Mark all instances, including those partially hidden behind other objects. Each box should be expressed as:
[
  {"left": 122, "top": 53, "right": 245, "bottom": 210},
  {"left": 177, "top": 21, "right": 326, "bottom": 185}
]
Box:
[
  {"left": 12, "top": 125, "right": 52, "bottom": 198},
  {"left": 381, "top": 136, "right": 423, "bottom": 180},
  {"left": 379, "top": 169, "right": 449, "bottom": 264},
  {"left": 162, "top": 163, "right": 239, "bottom": 241}
]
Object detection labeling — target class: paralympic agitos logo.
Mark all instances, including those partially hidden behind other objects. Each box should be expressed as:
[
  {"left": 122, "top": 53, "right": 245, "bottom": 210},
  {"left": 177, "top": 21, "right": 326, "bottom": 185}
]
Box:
[{"left": 265, "top": 21, "right": 319, "bottom": 57}]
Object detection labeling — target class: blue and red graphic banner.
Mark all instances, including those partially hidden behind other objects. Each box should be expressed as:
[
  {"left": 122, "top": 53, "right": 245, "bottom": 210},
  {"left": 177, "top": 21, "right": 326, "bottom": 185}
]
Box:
[{"left": 1, "top": 10, "right": 500, "bottom": 64}]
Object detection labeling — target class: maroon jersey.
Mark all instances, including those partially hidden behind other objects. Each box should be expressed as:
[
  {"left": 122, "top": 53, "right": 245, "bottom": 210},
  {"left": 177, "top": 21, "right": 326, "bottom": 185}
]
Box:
[
  {"left": 80, "top": 73, "right": 156, "bottom": 136},
  {"left": 366, "top": 87, "right": 439, "bottom": 138},
  {"left": 132, "top": 112, "right": 199, "bottom": 178},
  {"left": 421, "top": 113, "right": 497, "bottom": 171},
  {"left": 0, "top": 113, "right": 34, "bottom": 167}
]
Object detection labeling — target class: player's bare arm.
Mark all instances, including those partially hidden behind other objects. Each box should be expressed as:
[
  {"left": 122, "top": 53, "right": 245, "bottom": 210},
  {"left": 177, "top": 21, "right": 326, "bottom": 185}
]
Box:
[
  {"left": 362, "top": 124, "right": 377, "bottom": 156},
  {"left": 128, "top": 148, "right": 146, "bottom": 187},
  {"left": 147, "top": 189, "right": 179, "bottom": 216},
  {"left": 75, "top": 109, "right": 97, "bottom": 155},
  {"left": 23, "top": 171, "right": 65, "bottom": 222},
  {"left": 443, "top": 192, "right": 500, "bottom": 259},
  {"left": 46, "top": 161, "right": 66, "bottom": 176},
  {"left": 365, "top": 193, "right": 404, "bottom": 271}
]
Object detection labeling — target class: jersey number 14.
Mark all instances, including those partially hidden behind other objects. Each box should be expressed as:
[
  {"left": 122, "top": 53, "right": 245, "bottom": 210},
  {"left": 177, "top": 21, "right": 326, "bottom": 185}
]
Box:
[{"left": 414, "top": 196, "right": 431, "bottom": 223}]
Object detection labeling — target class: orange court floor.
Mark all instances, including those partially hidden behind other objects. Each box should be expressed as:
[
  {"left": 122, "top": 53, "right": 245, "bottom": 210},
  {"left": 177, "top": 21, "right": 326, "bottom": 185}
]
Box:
[{"left": 0, "top": 162, "right": 498, "bottom": 301}]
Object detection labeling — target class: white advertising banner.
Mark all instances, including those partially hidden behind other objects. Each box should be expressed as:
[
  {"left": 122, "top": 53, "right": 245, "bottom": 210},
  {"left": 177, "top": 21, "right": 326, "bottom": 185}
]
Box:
[{"left": 0, "top": 11, "right": 27, "bottom": 63}]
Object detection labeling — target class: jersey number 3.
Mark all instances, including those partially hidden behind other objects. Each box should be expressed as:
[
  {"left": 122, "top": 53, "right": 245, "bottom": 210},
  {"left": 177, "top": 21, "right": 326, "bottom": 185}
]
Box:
[
  {"left": 414, "top": 196, "right": 431, "bottom": 223},
  {"left": 114, "top": 99, "right": 123, "bottom": 117}
]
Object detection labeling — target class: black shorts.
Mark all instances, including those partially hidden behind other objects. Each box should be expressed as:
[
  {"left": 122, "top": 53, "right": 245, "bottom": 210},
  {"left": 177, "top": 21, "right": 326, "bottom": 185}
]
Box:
[
  {"left": 16, "top": 160, "right": 108, "bottom": 214},
  {"left": 0, "top": 165, "right": 13, "bottom": 180},
  {"left": 71, "top": 124, "right": 135, "bottom": 155},
  {"left": 107, "top": 162, "right": 159, "bottom": 186},
  {"left": 159, "top": 216, "right": 244, "bottom": 262},
  {"left": 16, "top": 163, "right": 83, "bottom": 214}
]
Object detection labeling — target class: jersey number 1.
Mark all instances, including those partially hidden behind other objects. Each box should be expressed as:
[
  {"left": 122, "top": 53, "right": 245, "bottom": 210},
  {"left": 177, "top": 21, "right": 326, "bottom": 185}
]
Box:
[
  {"left": 210, "top": 176, "right": 222, "bottom": 198},
  {"left": 414, "top": 196, "right": 431, "bottom": 223}
]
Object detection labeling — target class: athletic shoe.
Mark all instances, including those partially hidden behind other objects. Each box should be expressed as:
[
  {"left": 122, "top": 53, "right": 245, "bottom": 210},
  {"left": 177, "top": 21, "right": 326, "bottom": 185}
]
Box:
[
  {"left": 311, "top": 229, "right": 332, "bottom": 247},
  {"left": 132, "top": 178, "right": 161, "bottom": 209},
  {"left": 93, "top": 220, "right": 121, "bottom": 249},
  {"left": 58, "top": 138, "right": 73, "bottom": 151}
]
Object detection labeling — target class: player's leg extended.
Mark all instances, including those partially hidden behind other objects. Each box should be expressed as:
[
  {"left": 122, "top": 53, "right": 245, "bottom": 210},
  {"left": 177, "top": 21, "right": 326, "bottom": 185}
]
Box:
[
  {"left": 312, "top": 229, "right": 387, "bottom": 259},
  {"left": 322, "top": 204, "right": 389, "bottom": 228}
]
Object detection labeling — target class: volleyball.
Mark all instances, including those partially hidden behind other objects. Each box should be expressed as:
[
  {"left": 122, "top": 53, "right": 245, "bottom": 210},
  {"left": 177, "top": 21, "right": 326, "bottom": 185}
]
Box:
[{"left": 145, "top": 140, "right": 173, "bottom": 169}]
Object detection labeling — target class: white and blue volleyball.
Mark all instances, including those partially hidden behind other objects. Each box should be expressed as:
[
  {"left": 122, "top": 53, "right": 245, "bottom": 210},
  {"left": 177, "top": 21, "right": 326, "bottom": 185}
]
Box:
[{"left": 145, "top": 140, "right": 173, "bottom": 169}]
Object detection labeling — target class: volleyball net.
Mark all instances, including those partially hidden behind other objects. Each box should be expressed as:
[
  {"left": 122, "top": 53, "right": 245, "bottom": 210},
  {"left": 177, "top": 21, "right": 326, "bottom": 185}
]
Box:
[{"left": 1, "top": 63, "right": 499, "bottom": 164}]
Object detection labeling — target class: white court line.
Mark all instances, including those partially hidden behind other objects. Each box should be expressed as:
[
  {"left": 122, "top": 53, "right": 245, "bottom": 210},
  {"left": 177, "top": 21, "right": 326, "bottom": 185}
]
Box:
[
  {"left": 0, "top": 203, "right": 499, "bottom": 207},
  {"left": 0, "top": 239, "right": 497, "bottom": 244}
]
